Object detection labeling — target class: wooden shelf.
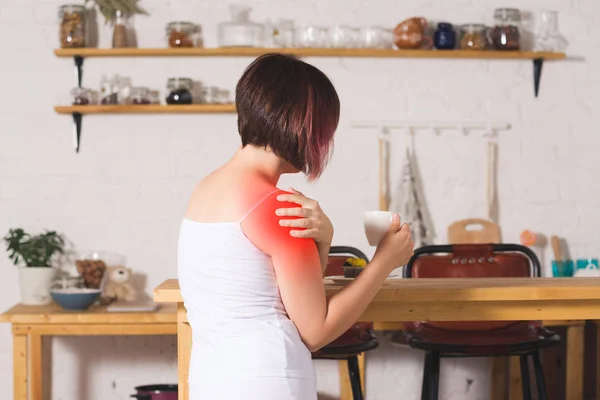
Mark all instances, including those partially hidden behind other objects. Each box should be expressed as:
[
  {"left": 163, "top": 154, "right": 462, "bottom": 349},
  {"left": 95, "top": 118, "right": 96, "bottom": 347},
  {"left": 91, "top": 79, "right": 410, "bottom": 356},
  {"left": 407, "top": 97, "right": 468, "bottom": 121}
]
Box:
[
  {"left": 54, "top": 104, "right": 236, "bottom": 114},
  {"left": 54, "top": 47, "right": 566, "bottom": 60}
]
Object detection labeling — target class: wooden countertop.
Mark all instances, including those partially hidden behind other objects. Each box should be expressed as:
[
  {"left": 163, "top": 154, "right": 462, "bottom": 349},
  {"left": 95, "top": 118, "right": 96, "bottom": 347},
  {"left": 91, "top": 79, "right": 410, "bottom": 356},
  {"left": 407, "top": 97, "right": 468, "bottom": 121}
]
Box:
[
  {"left": 153, "top": 277, "right": 600, "bottom": 304},
  {"left": 1, "top": 302, "right": 176, "bottom": 324}
]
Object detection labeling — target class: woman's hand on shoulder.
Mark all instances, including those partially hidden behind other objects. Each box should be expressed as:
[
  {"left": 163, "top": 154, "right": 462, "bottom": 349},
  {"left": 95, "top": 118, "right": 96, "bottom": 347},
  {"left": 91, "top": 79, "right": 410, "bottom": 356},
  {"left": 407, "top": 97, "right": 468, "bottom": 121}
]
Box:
[{"left": 275, "top": 188, "right": 334, "bottom": 246}]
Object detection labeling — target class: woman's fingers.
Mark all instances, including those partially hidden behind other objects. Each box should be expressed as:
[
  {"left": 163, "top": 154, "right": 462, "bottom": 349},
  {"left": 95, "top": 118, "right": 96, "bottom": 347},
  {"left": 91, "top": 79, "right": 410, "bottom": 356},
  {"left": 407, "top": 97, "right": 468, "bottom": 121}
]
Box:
[
  {"left": 276, "top": 207, "right": 311, "bottom": 217},
  {"left": 277, "top": 193, "right": 316, "bottom": 208},
  {"left": 279, "top": 217, "right": 312, "bottom": 228},
  {"left": 290, "top": 228, "right": 318, "bottom": 238}
]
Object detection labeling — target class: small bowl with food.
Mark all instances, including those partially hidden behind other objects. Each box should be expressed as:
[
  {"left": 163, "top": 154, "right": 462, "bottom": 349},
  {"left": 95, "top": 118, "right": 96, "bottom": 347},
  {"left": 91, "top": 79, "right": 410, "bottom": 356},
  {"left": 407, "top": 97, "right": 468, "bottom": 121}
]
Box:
[{"left": 343, "top": 257, "right": 367, "bottom": 278}]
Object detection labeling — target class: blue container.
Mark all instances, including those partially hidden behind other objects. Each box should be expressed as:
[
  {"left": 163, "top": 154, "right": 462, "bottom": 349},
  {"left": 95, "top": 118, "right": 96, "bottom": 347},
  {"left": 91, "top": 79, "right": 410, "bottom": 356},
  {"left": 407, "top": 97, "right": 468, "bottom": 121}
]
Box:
[
  {"left": 434, "top": 22, "right": 456, "bottom": 50},
  {"left": 51, "top": 289, "right": 101, "bottom": 310},
  {"left": 576, "top": 258, "right": 599, "bottom": 271},
  {"left": 551, "top": 259, "right": 574, "bottom": 277}
]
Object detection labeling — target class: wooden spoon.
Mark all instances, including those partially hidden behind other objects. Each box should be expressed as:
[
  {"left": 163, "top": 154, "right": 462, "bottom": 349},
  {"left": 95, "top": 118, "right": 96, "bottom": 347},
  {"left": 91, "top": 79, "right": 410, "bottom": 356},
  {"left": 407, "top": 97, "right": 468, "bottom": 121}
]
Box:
[{"left": 550, "top": 235, "right": 562, "bottom": 260}]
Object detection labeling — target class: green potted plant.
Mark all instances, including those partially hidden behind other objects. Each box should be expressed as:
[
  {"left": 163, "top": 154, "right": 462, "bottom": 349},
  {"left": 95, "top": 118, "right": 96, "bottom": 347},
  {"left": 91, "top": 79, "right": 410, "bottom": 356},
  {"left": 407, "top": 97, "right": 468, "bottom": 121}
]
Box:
[{"left": 4, "top": 229, "right": 66, "bottom": 305}]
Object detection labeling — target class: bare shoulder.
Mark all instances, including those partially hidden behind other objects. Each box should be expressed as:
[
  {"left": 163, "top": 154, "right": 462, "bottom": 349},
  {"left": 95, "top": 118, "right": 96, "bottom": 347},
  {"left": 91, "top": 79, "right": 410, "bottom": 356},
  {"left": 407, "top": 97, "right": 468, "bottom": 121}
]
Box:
[{"left": 184, "top": 168, "right": 279, "bottom": 223}]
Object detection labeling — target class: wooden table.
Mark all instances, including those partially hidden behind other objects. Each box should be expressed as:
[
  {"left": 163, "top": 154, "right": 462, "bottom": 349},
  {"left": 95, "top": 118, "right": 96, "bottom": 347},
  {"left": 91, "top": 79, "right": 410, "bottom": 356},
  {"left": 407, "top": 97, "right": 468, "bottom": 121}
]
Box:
[
  {"left": 154, "top": 277, "right": 600, "bottom": 400},
  {"left": 1, "top": 302, "right": 177, "bottom": 400}
]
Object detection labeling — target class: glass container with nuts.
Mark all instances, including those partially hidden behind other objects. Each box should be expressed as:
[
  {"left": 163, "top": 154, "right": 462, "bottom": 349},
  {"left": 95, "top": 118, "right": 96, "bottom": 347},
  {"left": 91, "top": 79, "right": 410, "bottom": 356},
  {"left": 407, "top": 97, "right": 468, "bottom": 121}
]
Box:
[
  {"left": 59, "top": 4, "right": 86, "bottom": 48},
  {"left": 166, "top": 21, "right": 197, "bottom": 48},
  {"left": 459, "top": 24, "right": 488, "bottom": 50},
  {"left": 491, "top": 8, "right": 521, "bottom": 50}
]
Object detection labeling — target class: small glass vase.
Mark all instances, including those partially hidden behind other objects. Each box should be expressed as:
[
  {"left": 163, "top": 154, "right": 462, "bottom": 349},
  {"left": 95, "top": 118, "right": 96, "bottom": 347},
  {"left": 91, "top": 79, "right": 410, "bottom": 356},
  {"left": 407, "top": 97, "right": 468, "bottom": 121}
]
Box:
[{"left": 534, "top": 10, "right": 568, "bottom": 52}]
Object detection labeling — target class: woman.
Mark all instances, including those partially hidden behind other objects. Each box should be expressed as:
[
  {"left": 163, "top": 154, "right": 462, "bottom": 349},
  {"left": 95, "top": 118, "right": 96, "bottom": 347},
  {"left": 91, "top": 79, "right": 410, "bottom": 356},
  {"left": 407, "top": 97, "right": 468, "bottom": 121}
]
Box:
[{"left": 178, "top": 53, "right": 414, "bottom": 399}]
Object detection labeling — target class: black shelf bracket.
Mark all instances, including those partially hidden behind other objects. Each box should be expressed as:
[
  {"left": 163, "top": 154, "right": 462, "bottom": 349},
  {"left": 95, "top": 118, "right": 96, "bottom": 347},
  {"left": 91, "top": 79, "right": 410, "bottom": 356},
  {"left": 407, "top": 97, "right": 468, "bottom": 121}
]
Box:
[
  {"left": 72, "top": 113, "right": 82, "bottom": 153},
  {"left": 533, "top": 58, "right": 544, "bottom": 98},
  {"left": 74, "top": 56, "right": 84, "bottom": 88}
]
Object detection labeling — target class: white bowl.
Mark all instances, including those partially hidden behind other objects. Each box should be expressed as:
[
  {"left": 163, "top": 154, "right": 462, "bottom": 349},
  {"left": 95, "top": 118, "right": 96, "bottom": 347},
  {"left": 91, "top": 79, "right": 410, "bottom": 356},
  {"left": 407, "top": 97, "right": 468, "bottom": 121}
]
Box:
[{"left": 364, "top": 211, "right": 397, "bottom": 246}]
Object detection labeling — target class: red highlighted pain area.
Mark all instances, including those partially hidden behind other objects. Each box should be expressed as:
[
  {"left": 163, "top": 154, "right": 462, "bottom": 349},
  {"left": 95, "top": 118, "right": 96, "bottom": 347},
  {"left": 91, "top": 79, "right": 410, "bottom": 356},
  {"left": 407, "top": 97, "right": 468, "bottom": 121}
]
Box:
[{"left": 240, "top": 187, "right": 321, "bottom": 281}]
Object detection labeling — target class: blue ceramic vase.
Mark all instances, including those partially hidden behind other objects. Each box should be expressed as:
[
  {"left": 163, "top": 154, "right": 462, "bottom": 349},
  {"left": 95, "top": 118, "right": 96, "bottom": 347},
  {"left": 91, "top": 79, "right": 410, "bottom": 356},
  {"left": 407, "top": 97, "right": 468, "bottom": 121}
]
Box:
[{"left": 434, "top": 22, "right": 456, "bottom": 50}]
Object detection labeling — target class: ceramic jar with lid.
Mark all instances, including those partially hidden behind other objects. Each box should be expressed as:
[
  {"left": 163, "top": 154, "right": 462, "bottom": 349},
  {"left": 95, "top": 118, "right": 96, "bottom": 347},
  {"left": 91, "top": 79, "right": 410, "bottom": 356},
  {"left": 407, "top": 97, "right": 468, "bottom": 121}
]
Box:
[
  {"left": 59, "top": 4, "right": 85, "bottom": 48},
  {"left": 491, "top": 8, "right": 521, "bottom": 50},
  {"left": 166, "top": 78, "right": 193, "bottom": 104},
  {"left": 434, "top": 22, "right": 456, "bottom": 50}
]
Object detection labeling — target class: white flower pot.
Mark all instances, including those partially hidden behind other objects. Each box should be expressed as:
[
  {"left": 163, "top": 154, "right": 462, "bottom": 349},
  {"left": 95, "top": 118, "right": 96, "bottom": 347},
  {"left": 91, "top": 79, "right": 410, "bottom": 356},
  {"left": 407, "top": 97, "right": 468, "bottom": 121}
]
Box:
[{"left": 18, "top": 267, "right": 55, "bottom": 305}]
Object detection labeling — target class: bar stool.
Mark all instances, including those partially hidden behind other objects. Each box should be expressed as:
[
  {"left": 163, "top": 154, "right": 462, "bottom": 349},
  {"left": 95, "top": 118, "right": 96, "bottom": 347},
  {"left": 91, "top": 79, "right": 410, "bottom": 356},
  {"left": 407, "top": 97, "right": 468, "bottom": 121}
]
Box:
[
  {"left": 392, "top": 244, "right": 560, "bottom": 400},
  {"left": 312, "top": 246, "right": 379, "bottom": 400}
]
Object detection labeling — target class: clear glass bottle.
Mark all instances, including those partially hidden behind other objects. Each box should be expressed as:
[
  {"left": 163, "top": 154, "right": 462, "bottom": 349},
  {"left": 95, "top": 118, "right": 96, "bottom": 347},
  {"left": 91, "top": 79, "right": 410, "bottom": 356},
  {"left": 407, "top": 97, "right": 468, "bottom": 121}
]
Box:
[
  {"left": 217, "top": 5, "right": 264, "bottom": 47},
  {"left": 166, "top": 78, "right": 194, "bottom": 104},
  {"left": 459, "top": 24, "right": 488, "bottom": 50},
  {"left": 59, "top": 5, "right": 85, "bottom": 48},
  {"left": 166, "top": 21, "right": 197, "bottom": 48},
  {"left": 534, "top": 10, "right": 568, "bottom": 52},
  {"left": 491, "top": 8, "right": 521, "bottom": 50}
]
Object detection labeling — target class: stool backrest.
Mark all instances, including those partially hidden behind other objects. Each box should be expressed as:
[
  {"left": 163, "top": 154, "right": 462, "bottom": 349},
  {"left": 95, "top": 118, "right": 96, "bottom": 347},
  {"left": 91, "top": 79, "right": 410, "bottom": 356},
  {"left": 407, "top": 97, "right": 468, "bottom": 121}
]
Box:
[{"left": 404, "top": 244, "right": 540, "bottom": 331}]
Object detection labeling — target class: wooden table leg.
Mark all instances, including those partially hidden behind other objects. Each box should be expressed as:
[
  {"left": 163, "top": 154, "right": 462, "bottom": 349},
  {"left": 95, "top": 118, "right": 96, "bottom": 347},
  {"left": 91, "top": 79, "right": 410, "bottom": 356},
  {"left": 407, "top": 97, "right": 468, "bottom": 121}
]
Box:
[
  {"left": 13, "top": 333, "right": 27, "bottom": 400},
  {"left": 508, "top": 356, "right": 522, "bottom": 400},
  {"left": 566, "top": 324, "right": 584, "bottom": 400},
  {"left": 339, "top": 360, "right": 351, "bottom": 400},
  {"left": 339, "top": 353, "right": 366, "bottom": 400},
  {"left": 177, "top": 304, "right": 191, "bottom": 400},
  {"left": 491, "top": 357, "right": 508, "bottom": 400},
  {"left": 29, "top": 334, "right": 43, "bottom": 400}
]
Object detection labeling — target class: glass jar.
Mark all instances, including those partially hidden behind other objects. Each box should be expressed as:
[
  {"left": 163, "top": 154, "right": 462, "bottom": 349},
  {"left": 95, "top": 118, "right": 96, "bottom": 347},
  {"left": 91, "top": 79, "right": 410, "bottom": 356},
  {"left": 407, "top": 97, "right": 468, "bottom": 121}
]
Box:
[
  {"left": 217, "top": 5, "right": 264, "bottom": 47},
  {"left": 201, "top": 87, "right": 219, "bottom": 104},
  {"left": 166, "top": 78, "right": 193, "bottom": 105},
  {"left": 534, "top": 10, "right": 568, "bottom": 52},
  {"left": 295, "top": 25, "right": 328, "bottom": 48},
  {"left": 99, "top": 74, "right": 122, "bottom": 105},
  {"left": 70, "top": 87, "right": 92, "bottom": 105},
  {"left": 274, "top": 19, "right": 295, "bottom": 47},
  {"left": 328, "top": 26, "right": 360, "bottom": 48},
  {"left": 459, "top": 24, "right": 488, "bottom": 50},
  {"left": 59, "top": 5, "right": 85, "bottom": 48},
  {"left": 131, "top": 87, "right": 151, "bottom": 105},
  {"left": 166, "top": 21, "right": 197, "bottom": 48},
  {"left": 491, "top": 8, "right": 521, "bottom": 50}
]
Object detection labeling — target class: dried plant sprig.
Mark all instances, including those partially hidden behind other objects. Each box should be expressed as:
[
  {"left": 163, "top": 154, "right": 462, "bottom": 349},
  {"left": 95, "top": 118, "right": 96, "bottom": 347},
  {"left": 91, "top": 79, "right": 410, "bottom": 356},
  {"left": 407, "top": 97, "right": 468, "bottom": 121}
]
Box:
[{"left": 86, "top": 0, "right": 148, "bottom": 23}]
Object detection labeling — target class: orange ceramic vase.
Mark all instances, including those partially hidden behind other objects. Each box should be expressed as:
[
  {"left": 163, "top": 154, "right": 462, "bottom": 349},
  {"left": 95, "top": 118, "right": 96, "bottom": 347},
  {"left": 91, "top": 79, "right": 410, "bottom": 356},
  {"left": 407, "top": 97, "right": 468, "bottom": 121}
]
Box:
[{"left": 393, "top": 17, "right": 429, "bottom": 49}]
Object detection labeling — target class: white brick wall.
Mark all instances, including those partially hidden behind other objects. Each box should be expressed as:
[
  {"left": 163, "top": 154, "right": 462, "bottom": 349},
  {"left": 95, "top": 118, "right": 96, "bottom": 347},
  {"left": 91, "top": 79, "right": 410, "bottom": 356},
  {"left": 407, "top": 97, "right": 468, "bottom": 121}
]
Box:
[{"left": 0, "top": 0, "right": 597, "bottom": 398}]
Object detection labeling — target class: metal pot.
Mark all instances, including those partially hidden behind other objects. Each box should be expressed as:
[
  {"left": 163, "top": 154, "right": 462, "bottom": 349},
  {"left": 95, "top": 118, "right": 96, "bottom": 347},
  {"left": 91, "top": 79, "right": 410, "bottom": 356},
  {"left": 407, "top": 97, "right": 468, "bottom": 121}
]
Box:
[{"left": 130, "top": 384, "right": 178, "bottom": 400}]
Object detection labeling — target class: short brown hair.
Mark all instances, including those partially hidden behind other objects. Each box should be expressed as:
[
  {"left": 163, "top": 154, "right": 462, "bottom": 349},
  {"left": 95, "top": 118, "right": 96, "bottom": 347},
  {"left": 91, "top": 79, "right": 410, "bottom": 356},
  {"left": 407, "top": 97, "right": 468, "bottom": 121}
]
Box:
[{"left": 235, "top": 53, "right": 340, "bottom": 179}]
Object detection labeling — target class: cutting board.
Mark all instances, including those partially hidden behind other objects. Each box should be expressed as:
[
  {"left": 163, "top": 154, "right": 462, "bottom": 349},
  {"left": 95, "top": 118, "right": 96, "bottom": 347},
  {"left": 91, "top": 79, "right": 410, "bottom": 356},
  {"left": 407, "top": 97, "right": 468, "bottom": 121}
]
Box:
[{"left": 447, "top": 218, "right": 501, "bottom": 244}]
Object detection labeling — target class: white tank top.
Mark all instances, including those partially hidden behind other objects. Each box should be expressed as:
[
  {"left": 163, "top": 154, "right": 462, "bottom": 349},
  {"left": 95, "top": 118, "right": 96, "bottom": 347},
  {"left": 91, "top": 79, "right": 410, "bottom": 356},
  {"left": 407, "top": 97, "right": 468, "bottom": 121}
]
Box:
[{"left": 178, "top": 210, "right": 315, "bottom": 385}]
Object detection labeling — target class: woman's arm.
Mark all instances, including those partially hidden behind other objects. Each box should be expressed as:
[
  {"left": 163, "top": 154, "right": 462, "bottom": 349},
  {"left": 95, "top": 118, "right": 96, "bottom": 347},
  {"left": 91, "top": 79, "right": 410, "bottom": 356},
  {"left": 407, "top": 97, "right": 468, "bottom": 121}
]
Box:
[
  {"left": 242, "top": 191, "right": 413, "bottom": 351},
  {"left": 274, "top": 189, "right": 333, "bottom": 276}
]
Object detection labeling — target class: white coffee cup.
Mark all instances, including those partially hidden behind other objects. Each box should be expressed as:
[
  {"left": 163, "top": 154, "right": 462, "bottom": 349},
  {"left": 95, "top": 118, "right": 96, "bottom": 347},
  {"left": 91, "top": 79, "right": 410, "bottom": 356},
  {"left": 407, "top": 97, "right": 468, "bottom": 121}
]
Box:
[{"left": 364, "top": 211, "right": 397, "bottom": 246}]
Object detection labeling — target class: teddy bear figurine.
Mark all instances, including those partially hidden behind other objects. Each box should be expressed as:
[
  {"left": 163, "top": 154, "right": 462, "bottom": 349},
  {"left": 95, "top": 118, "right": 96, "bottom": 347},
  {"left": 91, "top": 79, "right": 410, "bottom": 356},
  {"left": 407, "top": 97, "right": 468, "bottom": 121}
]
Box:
[{"left": 102, "top": 266, "right": 136, "bottom": 302}]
